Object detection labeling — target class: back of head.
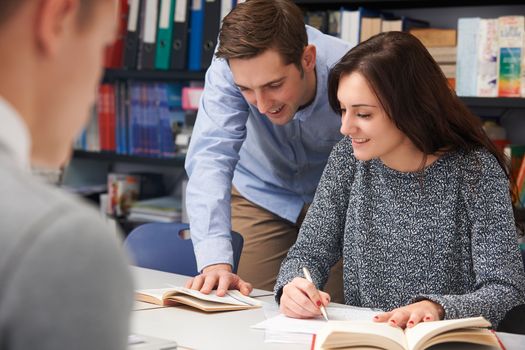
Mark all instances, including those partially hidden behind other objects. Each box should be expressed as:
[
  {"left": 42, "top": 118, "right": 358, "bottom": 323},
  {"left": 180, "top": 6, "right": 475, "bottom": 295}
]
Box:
[
  {"left": 0, "top": 0, "right": 116, "bottom": 169},
  {"left": 216, "top": 0, "right": 307, "bottom": 68},
  {"left": 0, "top": 0, "right": 98, "bottom": 29},
  {"left": 328, "top": 31, "right": 508, "bottom": 176}
]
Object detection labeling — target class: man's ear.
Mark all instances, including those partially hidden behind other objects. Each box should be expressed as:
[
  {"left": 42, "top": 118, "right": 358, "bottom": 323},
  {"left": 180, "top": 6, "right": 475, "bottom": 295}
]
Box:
[
  {"left": 301, "top": 44, "right": 316, "bottom": 73},
  {"left": 35, "top": 0, "right": 79, "bottom": 56}
]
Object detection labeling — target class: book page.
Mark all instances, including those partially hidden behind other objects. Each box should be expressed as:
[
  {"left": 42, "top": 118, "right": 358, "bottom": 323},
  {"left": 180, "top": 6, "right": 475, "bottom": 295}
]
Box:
[
  {"left": 166, "top": 295, "right": 255, "bottom": 311},
  {"left": 135, "top": 288, "right": 171, "bottom": 305},
  {"left": 404, "top": 317, "right": 492, "bottom": 350},
  {"left": 422, "top": 328, "right": 500, "bottom": 349},
  {"left": 136, "top": 287, "right": 261, "bottom": 307},
  {"left": 226, "top": 290, "right": 263, "bottom": 306},
  {"left": 316, "top": 321, "right": 406, "bottom": 350},
  {"left": 175, "top": 287, "right": 260, "bottom": 306}
]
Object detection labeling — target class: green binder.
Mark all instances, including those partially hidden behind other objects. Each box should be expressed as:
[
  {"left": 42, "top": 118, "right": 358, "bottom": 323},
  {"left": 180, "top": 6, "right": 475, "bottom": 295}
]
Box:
[{"left": 155, "top": 0, "right": 176, "bottom": 70}]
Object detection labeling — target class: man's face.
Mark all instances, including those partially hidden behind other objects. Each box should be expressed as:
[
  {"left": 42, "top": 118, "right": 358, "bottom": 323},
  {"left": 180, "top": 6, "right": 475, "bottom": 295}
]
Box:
[
  {"left": 34, "top": 0, "right": 117, "bottom": 167},
  {"left": 229, "top": 49, "right": 313, "bottom": 126}
]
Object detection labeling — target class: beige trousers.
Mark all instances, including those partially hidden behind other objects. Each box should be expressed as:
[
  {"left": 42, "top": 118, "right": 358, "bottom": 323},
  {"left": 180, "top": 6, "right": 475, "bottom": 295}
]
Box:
[{"left": 231, "top": 187, "right": 344, "bottom": 303}]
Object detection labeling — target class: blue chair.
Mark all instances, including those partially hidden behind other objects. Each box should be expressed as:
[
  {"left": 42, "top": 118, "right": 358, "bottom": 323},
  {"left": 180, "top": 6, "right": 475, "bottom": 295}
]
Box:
[{"left": 124, "top": 222, "right": 244, "bottom": 276}]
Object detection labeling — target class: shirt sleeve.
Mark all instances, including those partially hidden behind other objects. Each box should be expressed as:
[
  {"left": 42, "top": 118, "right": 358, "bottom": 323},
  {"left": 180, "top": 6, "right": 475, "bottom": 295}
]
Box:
[
  {"left": 274, "top": 139, "right": 354, "bottom": 301},
  {"left": 413, "top": 151, "right": 525, "bottom": 327},
  {"left": 184, "top": 56, "right": 250, "bottom": 271},
  {"left": 2, "top": 206, "right": 134, "bottom": 350}
]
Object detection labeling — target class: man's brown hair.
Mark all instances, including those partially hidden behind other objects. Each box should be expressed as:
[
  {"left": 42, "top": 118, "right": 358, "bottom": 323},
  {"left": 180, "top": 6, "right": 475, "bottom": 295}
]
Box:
[{"left": 216, "top": 0, "right": 307, "bottom": 69}]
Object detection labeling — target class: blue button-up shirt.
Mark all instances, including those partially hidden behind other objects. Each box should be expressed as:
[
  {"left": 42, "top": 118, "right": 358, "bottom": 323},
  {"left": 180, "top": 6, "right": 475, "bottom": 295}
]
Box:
[{"left": 185, "top": 26, "right": 351, "bottom": 271}]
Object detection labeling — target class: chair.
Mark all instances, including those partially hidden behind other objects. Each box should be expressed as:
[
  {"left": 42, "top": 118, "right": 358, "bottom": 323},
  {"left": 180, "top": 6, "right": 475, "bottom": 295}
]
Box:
[
  {"left": 124, "top": 222, "right": 244, "bottom": 276},
  {"left": 496, "top": 248, "right": 525, "bottom": 335}
]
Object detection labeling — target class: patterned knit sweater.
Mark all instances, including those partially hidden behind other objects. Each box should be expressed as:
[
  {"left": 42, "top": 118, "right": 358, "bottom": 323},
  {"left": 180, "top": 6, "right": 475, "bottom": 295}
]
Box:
[{"left": 274, "top": 137, "right": 525, "bottom": 327}]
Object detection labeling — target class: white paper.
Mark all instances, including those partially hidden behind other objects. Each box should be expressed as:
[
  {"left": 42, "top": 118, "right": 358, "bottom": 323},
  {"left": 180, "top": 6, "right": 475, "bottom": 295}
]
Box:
[{"left": 252, "top": 305, "right": 382, "bottom": 344}]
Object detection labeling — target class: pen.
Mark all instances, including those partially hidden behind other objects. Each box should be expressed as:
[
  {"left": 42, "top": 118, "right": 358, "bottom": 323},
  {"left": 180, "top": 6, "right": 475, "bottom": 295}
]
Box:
[{"left": 302, "top": 267, "right": 329, "bottom": 321}]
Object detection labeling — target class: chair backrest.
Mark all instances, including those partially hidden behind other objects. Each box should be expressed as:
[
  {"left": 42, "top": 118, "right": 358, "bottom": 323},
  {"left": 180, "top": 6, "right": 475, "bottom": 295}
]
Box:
[{"left": 124, "top": 222, "right": 244, "bottom": 276}]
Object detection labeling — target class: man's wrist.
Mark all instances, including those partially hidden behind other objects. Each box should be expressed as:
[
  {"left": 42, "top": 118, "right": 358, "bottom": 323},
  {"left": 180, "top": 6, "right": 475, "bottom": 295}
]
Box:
[{"left": 202, "top": 263, "right": 232, "bottom": 273}]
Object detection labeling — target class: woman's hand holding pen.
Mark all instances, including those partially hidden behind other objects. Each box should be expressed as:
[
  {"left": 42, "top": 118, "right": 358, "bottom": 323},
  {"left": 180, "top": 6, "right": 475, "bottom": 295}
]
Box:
[
  {"left": 373, "top": 300, "right": 445, "bottom": 329},
  {"left": 280, "top": 277, "right": 331, "bottom": 319}
]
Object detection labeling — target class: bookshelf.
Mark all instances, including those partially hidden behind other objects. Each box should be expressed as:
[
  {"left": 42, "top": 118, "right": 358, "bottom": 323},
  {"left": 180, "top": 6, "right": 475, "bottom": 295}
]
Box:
[
  {"left": 296, "top": 0, "right": 525, "bottom": 112},
  {"left": 294, "top": 0, "right": 524, "bottom": 8},
  {"left": 73, "top": 150, "right": 186, "bottom": 167},
  {"left": 103, "top": 68, "right": 205, "bottom": 83},
  {"left": 460, "top": 97, "right": 525, "bottom": 109},
  {"left": 66, "top": 0, "right": 525, "bottom": 226}
]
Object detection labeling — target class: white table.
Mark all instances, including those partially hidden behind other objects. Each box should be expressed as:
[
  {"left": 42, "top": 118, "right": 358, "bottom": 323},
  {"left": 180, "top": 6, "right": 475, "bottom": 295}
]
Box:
[
  {"left": 131, "top": 267, "right": 525, "bottom": 350},
  {"left": 131, "top": 267, "right": 300, "bottom": 350}
]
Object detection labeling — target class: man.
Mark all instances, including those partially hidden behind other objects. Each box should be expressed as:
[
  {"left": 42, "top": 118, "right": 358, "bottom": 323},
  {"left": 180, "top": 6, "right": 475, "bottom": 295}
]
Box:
[
  {"left": 185, "top": 0, "right": 350, "bottom": 300},
  {"left": 0, "top": 0, "right": 133, "bottom": 349}
]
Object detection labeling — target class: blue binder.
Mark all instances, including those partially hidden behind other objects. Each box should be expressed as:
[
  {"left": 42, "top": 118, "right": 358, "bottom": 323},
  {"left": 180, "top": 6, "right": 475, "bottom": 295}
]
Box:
[{"left": 188, "top": 0, "right": 204, "bottom": 71}]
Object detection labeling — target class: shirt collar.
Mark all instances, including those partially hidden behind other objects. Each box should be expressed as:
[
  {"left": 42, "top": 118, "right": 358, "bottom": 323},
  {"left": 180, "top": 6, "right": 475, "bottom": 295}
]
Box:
[{"left": 0, "top": 96, "right": 31, "bottom": 171}]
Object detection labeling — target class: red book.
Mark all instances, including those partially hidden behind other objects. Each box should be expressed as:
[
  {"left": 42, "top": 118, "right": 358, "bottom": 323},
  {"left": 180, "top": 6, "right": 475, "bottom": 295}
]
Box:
[
  {"left": 98, "top": 84, "right": 111, "bottom": 151},
  {"left": 107, "top": 84, "right": 117, "bottom": 152},
  {"left": 104, "top": 0, "right": 129, "bottom": 68}
]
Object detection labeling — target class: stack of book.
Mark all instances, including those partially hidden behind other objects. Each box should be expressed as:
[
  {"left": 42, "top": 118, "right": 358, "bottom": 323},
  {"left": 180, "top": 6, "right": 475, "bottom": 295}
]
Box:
[
  {"left": 128, "top": 196, "right": 182, "bottom": 223},
  {"left": 304, "top": 7, "right": 429, "bottom": 48},
  {"left": 75, "top": 82, "right": 187, "bottom": 158},
  {"left": 409, "top": 28, "right": 458, "bottom": 89},
  {"left": 456, "top": 15, "right": 525, "bottom": 97}
]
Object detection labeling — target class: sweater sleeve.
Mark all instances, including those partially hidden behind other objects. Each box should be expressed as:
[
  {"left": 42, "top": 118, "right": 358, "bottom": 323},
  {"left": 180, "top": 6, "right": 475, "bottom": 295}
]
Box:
[
  {"left": 1, "top": 206, "right": 134, "bottom": 350},
  {"left": 414, "top": 150, "right": 525, "bottom": 327},
  {"left": 274, "top": 138, "right": 355, "bottom": 302}
]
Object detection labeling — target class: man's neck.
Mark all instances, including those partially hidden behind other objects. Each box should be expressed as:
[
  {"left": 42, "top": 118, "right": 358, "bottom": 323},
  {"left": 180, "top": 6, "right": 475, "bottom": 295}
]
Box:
[{"left": 299, "top": 67, "right": 317, "bottom": 110}]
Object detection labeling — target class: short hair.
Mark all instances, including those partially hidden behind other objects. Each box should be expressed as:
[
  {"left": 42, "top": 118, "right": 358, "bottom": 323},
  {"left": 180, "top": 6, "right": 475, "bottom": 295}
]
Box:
[
  {"left": 0, "top": 0, "right": 100, "bottom": 29},
  {"left": 216, "top": 0, "right": 307, "bottom": 69}
]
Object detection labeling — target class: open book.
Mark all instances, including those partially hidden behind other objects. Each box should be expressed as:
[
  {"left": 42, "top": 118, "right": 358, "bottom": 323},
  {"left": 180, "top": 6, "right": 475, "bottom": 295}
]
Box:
[
  {"left": 313, "top": 316, "right": 502, "bottom": 350},
  {"left": 135, "top": 287, "right": 262, "bottom": 312}
]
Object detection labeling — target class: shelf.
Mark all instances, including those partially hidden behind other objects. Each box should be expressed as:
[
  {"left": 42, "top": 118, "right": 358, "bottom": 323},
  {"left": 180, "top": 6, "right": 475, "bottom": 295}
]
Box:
[
  {"left": 295, "top": 0, "right": 522, "bottom": 8},
  {"left": 103, "top": 69, "right": 206, "bottom": 82},
  {"left": 459, "top": 97, "right": 525, "bottom": 109},
  {"left": 73, "top": 150, "right": 186, "bottom": 166}
]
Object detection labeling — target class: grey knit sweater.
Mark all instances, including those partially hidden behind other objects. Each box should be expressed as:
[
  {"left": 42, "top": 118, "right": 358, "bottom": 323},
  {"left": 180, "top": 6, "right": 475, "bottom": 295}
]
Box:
[{"left": 275, "top": 137, "right": 525, "bottom": 327}]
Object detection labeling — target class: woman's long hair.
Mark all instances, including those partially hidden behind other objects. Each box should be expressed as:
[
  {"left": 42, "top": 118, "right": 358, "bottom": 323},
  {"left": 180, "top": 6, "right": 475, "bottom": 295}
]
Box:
[{"left": 327, "top": 31, "right": 519, "bottom": 230}]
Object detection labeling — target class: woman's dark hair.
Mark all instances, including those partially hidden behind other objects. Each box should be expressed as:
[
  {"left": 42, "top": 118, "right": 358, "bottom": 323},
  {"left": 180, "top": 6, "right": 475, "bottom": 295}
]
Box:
[{"left": 328, "top": 31, "right": 519, "bottom": 229}]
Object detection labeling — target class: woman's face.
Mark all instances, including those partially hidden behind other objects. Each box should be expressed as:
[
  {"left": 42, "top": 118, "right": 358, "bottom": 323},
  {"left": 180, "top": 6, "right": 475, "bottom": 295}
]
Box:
[{"left": 337, "top": 72, "right": 419, "bottom": 171}]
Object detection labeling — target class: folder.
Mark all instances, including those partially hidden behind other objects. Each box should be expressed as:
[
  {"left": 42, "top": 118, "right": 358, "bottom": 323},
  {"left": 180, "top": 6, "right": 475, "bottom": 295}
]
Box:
[
  {"left": 201, "top": 0, "right": 221, "bottom": 69},
  {"left": 220, "top": 0, "right": 234, "bottom": 19},
  {"left": 104, "top": 0, "right": 129, "bottom": 68},
  {"left": 170, "top": 0, "right": 190, "bottom": 70},
  {"left": 138, "top": 0, "right": 159, "bottom": 70},
  {"left": 155, "top": 0, "right": 175, "bottom": 70},
  {"left": 123, "top": 0, "right": 143, "bottom": 69},
  {"left": 188, "top": 0, "right": 204, "bottom": 71}
]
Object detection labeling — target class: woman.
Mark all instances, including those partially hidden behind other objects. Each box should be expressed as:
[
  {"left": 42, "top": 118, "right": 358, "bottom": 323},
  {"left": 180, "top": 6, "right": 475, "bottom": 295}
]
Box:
[{"left": 274, "top": 31, "right": 525, "bottom": 329}]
